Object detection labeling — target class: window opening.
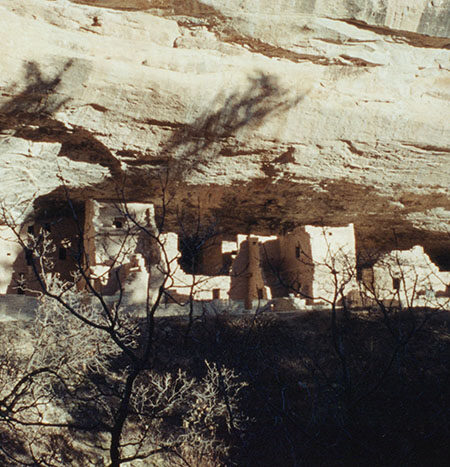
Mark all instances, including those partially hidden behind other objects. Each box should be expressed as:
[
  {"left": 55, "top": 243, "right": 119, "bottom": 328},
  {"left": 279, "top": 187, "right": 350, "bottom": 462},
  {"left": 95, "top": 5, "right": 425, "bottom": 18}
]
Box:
[
  {"left": 113, "top": 217, "right": 125, "bottom": 229},
  {"left": 59, "top": 247, "right": 67, "bottom": 260},
  {"left": 212, "top": 289, "right": 220, "bottom": 300},
  {"left": 295, "top": 246, "right": 301, "bottom": 258},
  {"left": 356, "top": 267, "right": 362, "bottom": 282},
  {"left": 25, "top": 248, "right": 33, "bottom": 266},
  {"left": 393, "top": 277, "right": 400, "bottom": 291}
]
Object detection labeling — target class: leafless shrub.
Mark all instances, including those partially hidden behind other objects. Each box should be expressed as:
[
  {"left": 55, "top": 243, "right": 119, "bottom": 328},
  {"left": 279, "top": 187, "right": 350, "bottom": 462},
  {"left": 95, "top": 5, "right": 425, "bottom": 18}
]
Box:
[{"left": 0, "top": 269, "right": 250, "bottom": 466}]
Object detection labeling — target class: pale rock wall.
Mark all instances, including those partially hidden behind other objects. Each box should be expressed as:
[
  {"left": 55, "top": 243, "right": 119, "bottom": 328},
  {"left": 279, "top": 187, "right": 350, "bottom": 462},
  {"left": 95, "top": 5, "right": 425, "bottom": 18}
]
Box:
[{"left": 0, "top": 0, "right": 448, "bottom": 267}]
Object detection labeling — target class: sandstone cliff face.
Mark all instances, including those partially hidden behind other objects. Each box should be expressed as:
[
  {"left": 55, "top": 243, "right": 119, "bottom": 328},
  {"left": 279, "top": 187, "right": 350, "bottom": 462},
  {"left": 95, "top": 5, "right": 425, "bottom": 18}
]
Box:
[{"left": 0, "top": 0, "right": 449, "bottom": 266}]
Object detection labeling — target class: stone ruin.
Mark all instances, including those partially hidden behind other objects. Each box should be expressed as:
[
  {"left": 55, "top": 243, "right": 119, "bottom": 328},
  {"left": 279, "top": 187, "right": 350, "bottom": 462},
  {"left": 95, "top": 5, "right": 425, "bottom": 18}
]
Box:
[
  {"left": 1, "top": 200, "right": 449, "bottom": 312},
  {"left": 1, "top": 0, "right": 449, "bottom": 315},
  {"left": 357, "top": 246, "right": 450, "bottom": 308}
]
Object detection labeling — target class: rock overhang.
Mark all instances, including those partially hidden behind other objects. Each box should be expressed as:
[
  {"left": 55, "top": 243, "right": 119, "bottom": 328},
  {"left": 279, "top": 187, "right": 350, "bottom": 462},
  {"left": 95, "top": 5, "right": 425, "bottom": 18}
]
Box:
[{"left": 0, "top": 0, "right": 449, "bottom": 268}]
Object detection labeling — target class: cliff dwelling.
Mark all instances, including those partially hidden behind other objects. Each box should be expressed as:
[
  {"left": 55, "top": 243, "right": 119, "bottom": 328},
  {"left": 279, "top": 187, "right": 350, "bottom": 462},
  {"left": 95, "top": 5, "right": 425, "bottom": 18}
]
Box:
[
  {"left": 0, "top": 212, "right": 82, "bottom": 295},
  {"left": 0, "top": 0, "right": 448, "bottom": 311},
  {"left": 0, "top": 1, "right": 449, "bottom": 465},
  {"left": 1, "top": 202, "right": 448, "bottom": 311}
]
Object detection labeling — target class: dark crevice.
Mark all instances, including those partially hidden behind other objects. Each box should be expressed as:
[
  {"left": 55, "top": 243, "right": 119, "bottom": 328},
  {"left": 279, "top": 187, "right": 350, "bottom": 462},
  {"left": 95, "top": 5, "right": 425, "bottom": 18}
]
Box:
[{"left": 341, "top": 18, "right": 450, "bottom": 49}]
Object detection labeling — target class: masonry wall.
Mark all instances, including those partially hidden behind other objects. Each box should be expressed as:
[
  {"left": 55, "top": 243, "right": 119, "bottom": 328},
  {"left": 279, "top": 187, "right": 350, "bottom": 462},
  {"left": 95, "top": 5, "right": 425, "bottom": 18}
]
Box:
[
  {"left": 230, "top": 227, "right": 357, "bottom": 306},
  {"left": 84, "top": 201, "right": 155, "bottom": 295},
  {"left": 259, "top": 238, "right": 284, "bottom": 298},
  {"left": 229, "top": 236, "right": 270, "bottom": 307},
  {"left": 305, "top": 224, "right": 357, "bottom": 303},
  {"left": 161, "top": 232, "right": 231, "bottom": 301},
  {"left": 277, "top": 227, "right": 315, "bottom": 302},
  {"left": 199, "top": 235, "right": 223, "bottom": 275},
  {"left": 2, "top": 215, "right": 82, "bottom": 296},
  {"left": 7, "top": 210, "right": 446, "bottom": 313},
  {"left": 0, "top": 226, "right": 23, "bottom": 294},
  {"left": 370, "top": 246, "right": 450, "bottom": 306},
  {"left": 84, "top": 201, "right": 145, "bottom": 267}
]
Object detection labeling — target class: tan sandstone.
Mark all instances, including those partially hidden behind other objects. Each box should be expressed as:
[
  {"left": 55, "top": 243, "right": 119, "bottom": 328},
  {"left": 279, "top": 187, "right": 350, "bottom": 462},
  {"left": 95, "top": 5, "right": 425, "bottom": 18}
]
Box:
[{"left": 0, "top": 0, "right": 449, "bottom": 268}]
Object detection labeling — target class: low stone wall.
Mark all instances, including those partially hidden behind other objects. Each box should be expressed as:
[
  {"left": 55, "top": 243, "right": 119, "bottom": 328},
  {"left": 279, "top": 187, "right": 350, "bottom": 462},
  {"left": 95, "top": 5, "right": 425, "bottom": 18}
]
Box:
[
  {"left": 0, "top": 295, "right": 38, "bottom": 321},
  {"left": 0, "top": 294, "right": 256, "bottom": 322},
  {"left": 101, "top": 295, "right": 250, "bottom": 317}
]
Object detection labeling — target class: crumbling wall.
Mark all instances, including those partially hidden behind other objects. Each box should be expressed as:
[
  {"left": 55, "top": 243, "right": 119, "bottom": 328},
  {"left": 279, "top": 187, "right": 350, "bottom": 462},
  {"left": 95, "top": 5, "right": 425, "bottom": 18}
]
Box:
[
  {"left": 161, "top": 232, "right": 231, "bottom": 301},
  {"left": 2, "top": 215, "right": 82, "bottom": 296},
  {"left": 370, "top": 246, "right": 450, "bottom": 306},
  {"left": 83, "top": 201, "right": 155, "bottom": 296},
  {"left": 3, "top": 204, "right": 448, "bottom": 314}
]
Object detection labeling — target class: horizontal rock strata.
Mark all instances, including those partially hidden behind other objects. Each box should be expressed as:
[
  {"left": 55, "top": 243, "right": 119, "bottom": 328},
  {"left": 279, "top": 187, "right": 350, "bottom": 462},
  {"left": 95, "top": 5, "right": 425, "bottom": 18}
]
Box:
[{"left": 0, "top": 0, "right": 449, "bottom": 267}]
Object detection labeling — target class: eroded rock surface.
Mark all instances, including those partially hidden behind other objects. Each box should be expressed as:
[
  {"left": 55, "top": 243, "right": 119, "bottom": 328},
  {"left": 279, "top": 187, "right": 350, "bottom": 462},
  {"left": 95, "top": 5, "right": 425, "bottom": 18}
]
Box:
[{"left": 0, "top": 0, "right": 449, "bottom": 266}]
